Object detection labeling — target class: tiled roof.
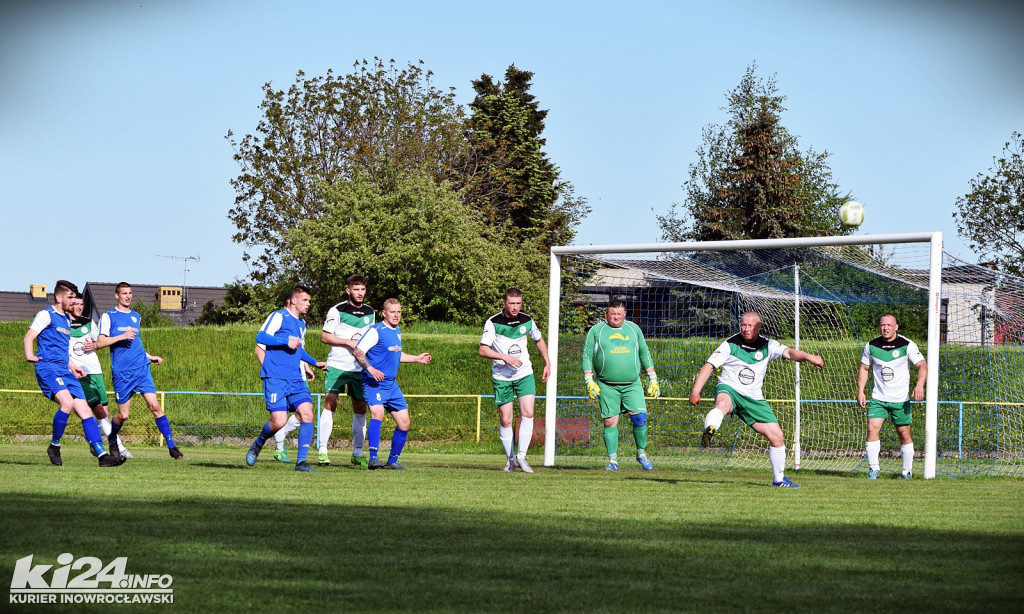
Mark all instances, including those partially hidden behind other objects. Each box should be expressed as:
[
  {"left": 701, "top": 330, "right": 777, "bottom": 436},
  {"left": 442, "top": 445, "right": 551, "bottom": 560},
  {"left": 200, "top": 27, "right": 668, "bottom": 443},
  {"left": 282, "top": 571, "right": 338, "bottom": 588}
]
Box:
[
  {"left": 83, "top": 282, "right": 230, "bottom": 326},
  {"left": 0, "top": 291, "right": 55, "bottom": 322}
]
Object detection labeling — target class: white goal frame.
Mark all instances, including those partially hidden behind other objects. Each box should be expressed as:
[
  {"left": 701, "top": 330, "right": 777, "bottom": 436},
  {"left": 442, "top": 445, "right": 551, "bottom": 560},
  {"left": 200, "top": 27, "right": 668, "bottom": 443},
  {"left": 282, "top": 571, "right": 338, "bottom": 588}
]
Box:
[{"left": 543, "top": 232, "right": 943, "bottom": 479}]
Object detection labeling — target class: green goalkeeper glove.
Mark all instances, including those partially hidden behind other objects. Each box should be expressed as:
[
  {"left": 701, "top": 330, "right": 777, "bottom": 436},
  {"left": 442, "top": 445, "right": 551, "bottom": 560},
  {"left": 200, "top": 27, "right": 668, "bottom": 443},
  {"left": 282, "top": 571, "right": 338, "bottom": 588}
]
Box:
[
  {"left": 584, "top": 374, "right": 601, "bottom": 400},
  {"left": 647, "top": 373, "right": 661, "bottom": 399}
]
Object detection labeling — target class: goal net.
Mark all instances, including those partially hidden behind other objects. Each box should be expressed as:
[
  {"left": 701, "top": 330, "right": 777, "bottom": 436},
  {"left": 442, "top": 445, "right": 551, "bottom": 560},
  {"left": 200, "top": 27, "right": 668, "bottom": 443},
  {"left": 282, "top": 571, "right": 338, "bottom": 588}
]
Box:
[{"left": 542, "top": 233, "right": 1024, "bottom": 479}]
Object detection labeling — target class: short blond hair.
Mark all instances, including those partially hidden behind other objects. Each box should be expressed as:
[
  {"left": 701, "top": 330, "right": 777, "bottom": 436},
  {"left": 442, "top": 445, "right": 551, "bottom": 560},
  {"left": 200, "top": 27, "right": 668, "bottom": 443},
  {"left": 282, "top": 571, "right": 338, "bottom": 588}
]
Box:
[{"left": 382, "top": 298, "right": 401, "bottom": 310}]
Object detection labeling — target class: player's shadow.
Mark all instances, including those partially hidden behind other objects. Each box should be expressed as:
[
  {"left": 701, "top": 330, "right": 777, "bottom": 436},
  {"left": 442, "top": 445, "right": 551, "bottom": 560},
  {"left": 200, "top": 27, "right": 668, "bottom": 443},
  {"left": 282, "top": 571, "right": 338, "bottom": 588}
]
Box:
[
  {"left": 0, "top": 458, "right": 41, "bottom": 467},
  {"left": 190, "top": 461, "right": 251, "bottom": 470}
]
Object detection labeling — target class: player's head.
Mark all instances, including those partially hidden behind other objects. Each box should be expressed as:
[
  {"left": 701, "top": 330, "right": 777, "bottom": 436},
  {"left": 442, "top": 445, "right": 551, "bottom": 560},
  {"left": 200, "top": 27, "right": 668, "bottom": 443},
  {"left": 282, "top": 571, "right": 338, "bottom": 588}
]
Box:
[
  {"left": 605, "top": 299, "right": 626, "bottom": 327},
  {"left": 53, "top": 280, "right": 79, "bottom": 310},
  {"left": 381, "top": 298, "right": 402, "bottom": 326},
  {"left": 503, "top": 288, "right": 523, "bottom": 317},
  {"left": 69, "top": 292, "right": 85, "bottom": 318},
  {"left": 879, "top": 313, "right": 899, "bottom": 340},
  {"left": 346, "top": 274, "right": 367, "bottom": 305},
  {"left": 286, "top": 285, "right": 312, "bottom": 315},
  {"left": 114, "top": 282, "right": 133, "bottom": 308},
  {"left": 739, "top": 312, "right": 762, "bottom": 341}
]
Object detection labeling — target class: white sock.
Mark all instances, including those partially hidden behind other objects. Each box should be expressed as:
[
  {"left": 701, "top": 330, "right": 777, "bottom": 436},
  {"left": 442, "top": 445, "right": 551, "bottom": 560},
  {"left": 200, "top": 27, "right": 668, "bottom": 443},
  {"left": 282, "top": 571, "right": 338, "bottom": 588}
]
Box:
[
  {"left": 769, "top": 445, "right": 787, "bottom": 482},
  {"left": 352, "top": 413, "right": 367, "bottom": 457},
  {"left": 866, "top": 440, "right": 881, "bottom": 471},
  {"left": 901, "top": 442, "right": 914, "bottom": 474},
  {"left": 517, "top": 417, "right": 534, "bottom": 458},
  {"left": 318, "top": 409, "right": 335, "bottom": 453},
  {"left": 275, "top": 413, "right": 301, "bottom": 450},
  {"left": 499, "top": 425, "right": 513, "bottom": 458},
  {"left": 705, "top": 408, "right": 724, "bottom": 430},
  {"left": 98, "top": 417, "right": 112, "bottom": 437}
]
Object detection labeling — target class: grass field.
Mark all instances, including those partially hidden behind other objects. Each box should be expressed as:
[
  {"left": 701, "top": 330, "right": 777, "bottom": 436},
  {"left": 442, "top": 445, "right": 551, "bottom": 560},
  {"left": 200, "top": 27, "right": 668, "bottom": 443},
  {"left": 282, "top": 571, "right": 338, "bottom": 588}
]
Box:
[{"left": 2, "top": 443, "right": 1022, "bottom": 613}]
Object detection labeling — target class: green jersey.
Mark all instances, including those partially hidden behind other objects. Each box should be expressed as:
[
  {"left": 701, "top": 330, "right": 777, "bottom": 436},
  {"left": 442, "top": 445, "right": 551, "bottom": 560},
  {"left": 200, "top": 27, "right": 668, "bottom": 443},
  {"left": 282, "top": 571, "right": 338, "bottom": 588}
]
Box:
[{"left": 581, "top": 320, "right": 653, "bottom": 385}]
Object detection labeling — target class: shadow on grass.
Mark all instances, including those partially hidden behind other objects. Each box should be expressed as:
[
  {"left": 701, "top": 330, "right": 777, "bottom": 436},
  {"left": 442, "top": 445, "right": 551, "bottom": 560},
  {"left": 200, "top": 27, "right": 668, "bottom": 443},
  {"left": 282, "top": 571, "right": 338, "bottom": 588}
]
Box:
[{"left": 1, "top": 493, "right": 1020, "bottom": 614}]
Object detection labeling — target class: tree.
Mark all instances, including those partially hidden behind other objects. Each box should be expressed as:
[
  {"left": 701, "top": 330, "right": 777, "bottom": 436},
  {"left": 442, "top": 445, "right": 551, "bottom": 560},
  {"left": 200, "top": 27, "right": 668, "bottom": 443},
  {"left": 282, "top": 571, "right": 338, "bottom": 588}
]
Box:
[
  {"left": 282, "top": 172, "right": 548, "bottom": 325},
  {"left": 226, "top": 59, "right": 467, "bottom": 283},
  {"left": 464, "top": 65, "right": 589, "bottom": 249},
  {"left": 954, "top": 131, "right": 1024, "bottom": 277},
  {"left": 657, "top": 63, "right": 851, "bottom": 242}
]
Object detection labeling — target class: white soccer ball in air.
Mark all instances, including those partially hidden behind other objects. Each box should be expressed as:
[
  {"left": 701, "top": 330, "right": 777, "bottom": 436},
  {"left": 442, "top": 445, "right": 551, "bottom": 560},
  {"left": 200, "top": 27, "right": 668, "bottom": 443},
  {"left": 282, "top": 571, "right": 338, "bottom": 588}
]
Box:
[{"left": 839, "top": 200, "right": 865, "bottom": 228}]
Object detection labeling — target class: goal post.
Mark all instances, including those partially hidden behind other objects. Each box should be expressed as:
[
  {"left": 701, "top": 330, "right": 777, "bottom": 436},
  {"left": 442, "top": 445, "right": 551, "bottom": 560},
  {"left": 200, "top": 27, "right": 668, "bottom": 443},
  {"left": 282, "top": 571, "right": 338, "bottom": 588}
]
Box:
[{"left": 544, "top": 232, "right": 945, "bottom": 477}]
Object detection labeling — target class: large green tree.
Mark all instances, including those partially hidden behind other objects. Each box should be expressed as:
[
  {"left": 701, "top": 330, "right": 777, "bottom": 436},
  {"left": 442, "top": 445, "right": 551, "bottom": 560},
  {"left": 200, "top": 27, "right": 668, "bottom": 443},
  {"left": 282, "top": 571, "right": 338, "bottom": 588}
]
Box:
[
  {"left": 953, "top": 131, "right": 1024, "bottom": 277},
  {"left": 658, "top": 63, "right": 851, "bottom": 242},
  {"left": 226, "top": 58, "right": 467, "bottom": 283},
  {"left": 464, "top": 65, "right": 589, "bottom": 249}
]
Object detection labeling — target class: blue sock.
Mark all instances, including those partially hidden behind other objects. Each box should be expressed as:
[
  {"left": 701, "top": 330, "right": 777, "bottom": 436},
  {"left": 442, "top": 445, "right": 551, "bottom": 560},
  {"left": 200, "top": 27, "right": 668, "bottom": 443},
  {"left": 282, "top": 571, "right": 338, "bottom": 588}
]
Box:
[
  {"left": 296, "top": 421, "right": 314, "bottom": 464},
  {"left": 155, "top": 415, "right": 176, "bottom": 448},
  {"left": 81, "top": 417, "right": 106, "bottom": 456},
  {"left": 387, "top": 428, "right": 408, "bottom": 465},
  {"left": 109, "top": 418, "right": 123, "bottom": 438},
  {"left": 255, "top": 421, "right": 276, "bottom": 447},
  {"left": 51, "top": 410, "right": 70, "bottom": 446},
  {"left": 368, "top": 419, "right": 382, "bottom": 460}
]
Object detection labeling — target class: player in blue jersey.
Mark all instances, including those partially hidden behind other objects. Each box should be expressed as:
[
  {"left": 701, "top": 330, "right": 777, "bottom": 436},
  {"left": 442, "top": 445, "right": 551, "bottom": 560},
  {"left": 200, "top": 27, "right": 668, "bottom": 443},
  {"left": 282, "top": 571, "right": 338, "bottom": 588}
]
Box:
[
  {"left": 23, "top": 280, "right": 120, "bottom": 467},
  {"left": 246, "top": 285, "right": 327, "bottom": 472},
  {"left": 95, "top": 282, "right": 183, "bottom": 460},
  {"left": 353, "top": 298, "right": 431, "bottom": 470}
]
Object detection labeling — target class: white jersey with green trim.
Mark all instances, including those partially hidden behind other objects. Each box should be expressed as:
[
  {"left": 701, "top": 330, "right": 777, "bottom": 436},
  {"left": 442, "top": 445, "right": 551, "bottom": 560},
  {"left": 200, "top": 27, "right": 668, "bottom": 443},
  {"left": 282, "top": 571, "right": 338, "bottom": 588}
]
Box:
[
  {"left": 706, "top": 334, "right": 787, "bottom": 400},
  {"left": 69, "top": 318, "right": 103, "bottom": 375},
  {"left": 323, "top": 301, "right": 375, "bottom": 372},
  {"left": 861, "top": 334, "right": 924, "bottom": 403},
  {"left": 480, "top": 311, "right": 542, "bottom": 382}
]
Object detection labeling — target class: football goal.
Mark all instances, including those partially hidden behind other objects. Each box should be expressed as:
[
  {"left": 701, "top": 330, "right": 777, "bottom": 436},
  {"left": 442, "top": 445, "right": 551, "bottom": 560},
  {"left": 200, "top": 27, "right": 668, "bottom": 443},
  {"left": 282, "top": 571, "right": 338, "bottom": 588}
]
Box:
[{"left": 542, "top": 232, "right": 1024, "bottom": 479}]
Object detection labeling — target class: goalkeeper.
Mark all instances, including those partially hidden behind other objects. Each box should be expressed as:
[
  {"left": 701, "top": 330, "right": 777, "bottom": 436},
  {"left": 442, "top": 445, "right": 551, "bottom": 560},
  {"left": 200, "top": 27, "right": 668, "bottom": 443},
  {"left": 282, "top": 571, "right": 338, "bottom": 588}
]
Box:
[{"left": 581, "top": 299, "right": 660, "bottom": 471}]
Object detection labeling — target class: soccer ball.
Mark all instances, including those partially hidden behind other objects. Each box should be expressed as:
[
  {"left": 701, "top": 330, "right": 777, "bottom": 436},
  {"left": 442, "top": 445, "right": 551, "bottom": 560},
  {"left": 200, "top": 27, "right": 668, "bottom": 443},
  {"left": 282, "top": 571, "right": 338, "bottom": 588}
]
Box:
[{"left": 839, "top": 200, "right": 865, "bottom": 227}]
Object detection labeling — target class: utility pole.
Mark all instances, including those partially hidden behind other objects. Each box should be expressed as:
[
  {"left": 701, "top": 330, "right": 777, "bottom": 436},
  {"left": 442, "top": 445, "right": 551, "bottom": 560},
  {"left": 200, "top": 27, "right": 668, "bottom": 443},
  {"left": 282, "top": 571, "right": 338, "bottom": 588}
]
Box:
[{"left": 156, "top": 254, "right": 200, "bottom": 308}]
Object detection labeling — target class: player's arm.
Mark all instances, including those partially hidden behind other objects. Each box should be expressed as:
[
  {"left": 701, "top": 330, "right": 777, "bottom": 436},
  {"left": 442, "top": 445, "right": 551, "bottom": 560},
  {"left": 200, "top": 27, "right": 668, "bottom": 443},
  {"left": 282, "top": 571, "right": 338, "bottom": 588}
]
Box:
[
  {"left": 534, "top": 336, "right": 551, "bottom": 382},
  {"left": 783, "top": 348, "right": 825, "bottom": 369},
  {"left": 320, "top": 330, "right": 356, "bottom": 349},
  {"left": 146, "top": 353, "right": 163, "bottom": 365},
  {"left": 912, "top": 359, "right": 928, "bottom": 401},
  {"left": 23, "top": 328, "right": 40, "bottom": 362},
  {"left": 401, "top": 351, "right": 431, "bottom": 364},
  {"left": 94, "top": 313, "right": 135, "bottom": 349},
  {"left": 254, "top": 345, "right": 265, "bottom": 364},
  {"left": 478, "top": 344, "right": 521, "bottom": 369},
  {"left": 689, "top": 362, "right": 715, "bottom": 406},
  {"left": 354, "top": 328, "right": 384, "bottom": 381},
  {"left": 856, "top": 363, "right": 871, "bottom": 408},
  {"left": 633, "top": 324, "right": 660, "bottom": 397}
]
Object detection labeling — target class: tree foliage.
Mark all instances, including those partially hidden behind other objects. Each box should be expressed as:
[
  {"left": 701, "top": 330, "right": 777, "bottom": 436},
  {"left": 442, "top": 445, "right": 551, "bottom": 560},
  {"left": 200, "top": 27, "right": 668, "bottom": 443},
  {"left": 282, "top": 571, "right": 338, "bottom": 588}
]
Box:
[
  {"left": 954, "top": 131, "right": 1024, "bottom": 277},
  {"left": 658, "top": 63, "right": 851, "bottom": 242}
]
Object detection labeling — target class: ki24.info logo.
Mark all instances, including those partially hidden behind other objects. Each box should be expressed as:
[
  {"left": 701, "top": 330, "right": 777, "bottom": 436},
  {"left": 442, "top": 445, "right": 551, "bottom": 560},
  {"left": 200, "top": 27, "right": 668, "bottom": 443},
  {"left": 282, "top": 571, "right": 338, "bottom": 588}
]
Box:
[{"left": 9, "top": 553, "right": 173, "bottom": 605}]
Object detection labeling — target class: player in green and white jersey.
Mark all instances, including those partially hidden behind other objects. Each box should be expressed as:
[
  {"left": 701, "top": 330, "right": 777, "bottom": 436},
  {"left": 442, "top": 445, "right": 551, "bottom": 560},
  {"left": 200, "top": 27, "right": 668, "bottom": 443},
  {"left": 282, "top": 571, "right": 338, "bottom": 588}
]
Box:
[
  {"left": 69, "top": 294, "right": 130, "bottom": 458},
  {"left": 689, "top": 312, "right": 824, "bottom": 488},
  {"left": 479, "top": 288, "right": 550, "bottom": 473},
  {"left": 581, "top": 300, "right": 660, "bottom": 471},
  {"left": 856, "top": 313, "right": 927, "bottom": 480}
]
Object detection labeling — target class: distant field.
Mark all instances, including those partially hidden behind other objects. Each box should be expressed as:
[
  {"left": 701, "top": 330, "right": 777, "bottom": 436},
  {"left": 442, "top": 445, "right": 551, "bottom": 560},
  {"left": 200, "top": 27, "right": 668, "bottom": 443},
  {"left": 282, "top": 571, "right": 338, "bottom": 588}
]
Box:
[{"left": 1, "top": 443, "right": 1022, "bottom": 613}]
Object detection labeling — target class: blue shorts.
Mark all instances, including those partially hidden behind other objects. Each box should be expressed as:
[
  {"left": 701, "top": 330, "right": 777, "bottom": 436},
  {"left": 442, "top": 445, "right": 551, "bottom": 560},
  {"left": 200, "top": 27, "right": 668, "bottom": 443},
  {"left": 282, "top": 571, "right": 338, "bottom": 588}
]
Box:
[
  {"left": 35, "top": 364, "right": 85, "bottom": 401},
  {"left": 361, "top": 379, "right": 408, "bottom": 412},
  {"left": 112, "top": 365, "right": 157, "bottom": 404},
  {"left": 263, "top": 378, "right": 313, "bottom": 413}
]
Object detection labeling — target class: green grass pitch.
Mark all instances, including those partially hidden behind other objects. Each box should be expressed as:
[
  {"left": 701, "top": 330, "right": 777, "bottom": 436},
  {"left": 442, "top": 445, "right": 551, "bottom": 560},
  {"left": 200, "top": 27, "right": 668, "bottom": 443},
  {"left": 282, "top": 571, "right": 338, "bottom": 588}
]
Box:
[{"left": 2, "top": 443, "right": 1022, "bottom": 613}]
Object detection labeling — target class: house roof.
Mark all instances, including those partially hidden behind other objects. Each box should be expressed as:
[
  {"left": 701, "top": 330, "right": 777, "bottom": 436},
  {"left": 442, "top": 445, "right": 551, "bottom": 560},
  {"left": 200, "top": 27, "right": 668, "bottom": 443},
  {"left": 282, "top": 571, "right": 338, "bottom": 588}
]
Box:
[
  {"left": 83, "top": 282, "right": 230, "bottom": 326},
  {"left": 0, "top": 291, "right": 55, "bottom": 322}
]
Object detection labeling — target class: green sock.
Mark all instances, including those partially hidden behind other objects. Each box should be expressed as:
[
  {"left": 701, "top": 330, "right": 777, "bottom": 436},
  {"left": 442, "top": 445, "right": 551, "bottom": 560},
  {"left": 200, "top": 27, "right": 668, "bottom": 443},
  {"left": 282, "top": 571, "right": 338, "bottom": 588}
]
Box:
[
  {"left": 603, "top": 425, "right": 618, "bottom": 460},
  {"left": 633, "top": 425, "right": 648, "bottom": 451}
]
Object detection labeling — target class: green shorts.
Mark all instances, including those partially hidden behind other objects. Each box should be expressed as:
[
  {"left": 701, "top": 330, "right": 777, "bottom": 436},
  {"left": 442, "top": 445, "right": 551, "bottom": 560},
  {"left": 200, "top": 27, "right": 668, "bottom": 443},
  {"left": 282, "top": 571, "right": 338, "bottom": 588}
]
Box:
[
  {"left": 867, "top": 399, "right": 913, "bottom": 427},
  {"left": 716, "top": 384, "right": 777, "bottom": 427},
  {"left": 597, "top": 379, "right": 647, "bottom": 420},
  {"left": 324, "top": 367, "right": 365, "bottom": 401},
  {"left": 493, "top": 375, "right": 536, "bottom": 406},
  {"left": 77, "top": 374, "right": 108, "bottom": 408}
]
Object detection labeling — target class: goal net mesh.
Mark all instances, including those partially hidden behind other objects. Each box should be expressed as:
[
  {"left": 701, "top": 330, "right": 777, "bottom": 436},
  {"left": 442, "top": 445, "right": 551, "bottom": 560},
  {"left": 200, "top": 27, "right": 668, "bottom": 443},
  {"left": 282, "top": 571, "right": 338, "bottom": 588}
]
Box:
[{"left": 552, "top": 243, "right": 1024, "bottom": 477}]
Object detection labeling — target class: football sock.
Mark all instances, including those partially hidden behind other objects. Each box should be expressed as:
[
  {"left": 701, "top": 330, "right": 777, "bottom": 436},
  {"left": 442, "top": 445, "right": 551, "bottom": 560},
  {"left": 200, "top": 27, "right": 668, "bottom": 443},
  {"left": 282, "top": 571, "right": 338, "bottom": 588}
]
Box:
[
  {"left": 109, "top": 418, "right": 123, "bottom": 439},
  {"left": 352, "top": 413, "right": 367, "bottom": 456},
  {"left": 81, "top": 416, "right": 106, "bottom": 455},
  {"left": 51, "top": 409, "right": 71, "bottom": 446},
  {"left": 517, "top": 417, "right": 534, "bottom": 458},
  {"left": 901, "top": 443, "right": 914, "bottom": 474},
  {"left": 603, "top": 425, "right": 619, "bottom": 459},
  {"left": 255, "top": 421, "right": 276, "bottom": 447},
  {"left": 317, "top": 409, "right": 334, "bottom": 452},
  {"left": 705, "top": 408, "right": 725, "bottom": 430},
  {"left": 866, "top": 440, "right": 881, "bottom": 470},
  {"left": 387, "top": 428, "right": 408, "bottom": 464},
  {"left": 295, "top": 421, "right": 314, "bottom": 464},
  {"left": 630, "top": 413, "right": 648, "bottom": 451},
  {"left": 276, "top": 413, "right": 301, "bottom": 451},
  {"left": 769, "top": 445, "right": 787, "bottom": 482},
  {"left": 368, "top": 419, "right": 382, "bottom": 460},
  {"left": 499, "top": 425, "right": 514, "bottom": 458},
  {"left": 154, "top": 415, "right": 176, "bottom": 448},
  {"left": 98, "top": 417, "right": 112, "bottom": 437}
]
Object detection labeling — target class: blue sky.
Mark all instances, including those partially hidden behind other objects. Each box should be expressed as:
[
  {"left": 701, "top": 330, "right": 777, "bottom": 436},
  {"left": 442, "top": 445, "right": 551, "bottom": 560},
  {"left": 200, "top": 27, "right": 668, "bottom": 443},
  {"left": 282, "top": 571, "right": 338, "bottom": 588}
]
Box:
[{"left": 1, "top": 0, "right": 1020, "bottom": 292}]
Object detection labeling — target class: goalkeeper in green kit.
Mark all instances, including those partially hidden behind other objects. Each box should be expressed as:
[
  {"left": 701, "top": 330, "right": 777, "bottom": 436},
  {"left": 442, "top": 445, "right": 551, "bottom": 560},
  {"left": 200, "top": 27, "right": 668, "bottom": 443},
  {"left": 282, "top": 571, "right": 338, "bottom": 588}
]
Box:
[{"left": 581, "top": 300, "right": 660, "bottom": 471}]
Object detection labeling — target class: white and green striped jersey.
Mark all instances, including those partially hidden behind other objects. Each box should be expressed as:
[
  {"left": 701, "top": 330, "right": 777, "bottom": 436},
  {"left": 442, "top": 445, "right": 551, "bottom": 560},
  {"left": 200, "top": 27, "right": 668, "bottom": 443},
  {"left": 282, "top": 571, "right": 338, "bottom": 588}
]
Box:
[
  {"left": 481, "top": 311, "right": 542, "bottom": 382},
  {"left": 69, "top": 318, "right": 103, "bottom": 375},
  {"left": 861, "top": 334, "right": 924, "bottom": 403},
  {"left": 706, "top": 334, "right": 787, "bottom": 400},
  {"left": 323, "top": 301, "right": 375, "bottom": 372}
]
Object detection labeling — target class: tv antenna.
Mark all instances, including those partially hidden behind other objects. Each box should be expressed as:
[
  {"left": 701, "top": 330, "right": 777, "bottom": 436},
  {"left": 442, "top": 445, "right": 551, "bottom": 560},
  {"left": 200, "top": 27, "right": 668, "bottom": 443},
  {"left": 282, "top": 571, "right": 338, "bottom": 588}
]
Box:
[{"left": 156, "top": 254, "right": 200, "bottom": 289}]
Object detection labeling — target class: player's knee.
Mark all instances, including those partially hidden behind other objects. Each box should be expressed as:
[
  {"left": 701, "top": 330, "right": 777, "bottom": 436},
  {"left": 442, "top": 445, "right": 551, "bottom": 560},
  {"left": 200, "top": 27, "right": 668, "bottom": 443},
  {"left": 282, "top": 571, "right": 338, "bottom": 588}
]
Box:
[{"left": 630, "top": 413, "right": 647, "bottom": 428}]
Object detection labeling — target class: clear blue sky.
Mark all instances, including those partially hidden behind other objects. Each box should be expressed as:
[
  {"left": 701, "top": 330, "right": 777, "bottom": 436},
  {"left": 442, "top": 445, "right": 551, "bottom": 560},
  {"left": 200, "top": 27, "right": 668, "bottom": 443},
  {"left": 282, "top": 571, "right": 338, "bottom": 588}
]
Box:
[{"left": 1, "top": 0, "right": 1020, "bottom": 292}]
